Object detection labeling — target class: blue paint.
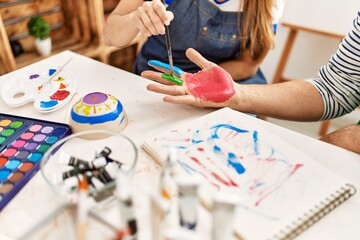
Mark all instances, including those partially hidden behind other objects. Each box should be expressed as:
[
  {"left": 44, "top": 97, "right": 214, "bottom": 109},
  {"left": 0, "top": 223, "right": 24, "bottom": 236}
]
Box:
[
  {"left": 253, "top": 131, "right": 259, "bottom": 155},
  {"left": 40, "top": 100, "right": 58, "bottom": 109},
  {"left": 45, "top": 136, "right": 58, "bottom": 144},
  {"left": 148, "top": 60, "right": 184, "bottom": 75},
  {"left": 192, "top": 129, "right": 204, "bottom": 144},
  {"left": 49, "top": 69, "right": 56, "bottom": 76},
  {"left": 227, "top": 152, "right": 245, "bottom": 174},
  {"left": 213, "top": 145, "right": 221, "bottom": 153},
  {"left": 5, "top": 160, "right": 21, "bottom": 170},
  {"left": 118, "top": 115, "right": 125, "bottom": 125},
  {"left": 214, "top": 0, "right": 230, "bottom": 4},
  {"left": 0, "top": 170, "right": 11, "bottom": 181},
  {"left": 28, "top": 153, "right": 43, "bottom": 162},
  {"left": 210, "top": 124, "right": 248, "bottom": 139},
  {"left": 71, "top": 100, "right": 123, "bottom": 124}
]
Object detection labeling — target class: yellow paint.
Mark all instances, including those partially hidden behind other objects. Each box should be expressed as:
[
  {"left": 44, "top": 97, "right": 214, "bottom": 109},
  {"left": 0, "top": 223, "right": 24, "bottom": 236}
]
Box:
[
  {"left": 75, "top": 101, "right": 83, "bottom": 113},
  {"left": 83, "top": 106, "right": 91, "bottom": 116}
]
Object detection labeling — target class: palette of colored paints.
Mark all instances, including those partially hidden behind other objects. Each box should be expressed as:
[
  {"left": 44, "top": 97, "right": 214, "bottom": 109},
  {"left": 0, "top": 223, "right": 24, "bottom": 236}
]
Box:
[
  {"left": 1, "top": 67, "right": 77, "bottom": 113},
  {"left": 0, "top": 113, "right": 72, "bottom": 211}
]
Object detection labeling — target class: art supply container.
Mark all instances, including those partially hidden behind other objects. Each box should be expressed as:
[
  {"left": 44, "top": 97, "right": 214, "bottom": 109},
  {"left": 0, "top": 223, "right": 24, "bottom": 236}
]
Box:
[{"left": 40, "top": 130, "right": 138, "bottom": 208}]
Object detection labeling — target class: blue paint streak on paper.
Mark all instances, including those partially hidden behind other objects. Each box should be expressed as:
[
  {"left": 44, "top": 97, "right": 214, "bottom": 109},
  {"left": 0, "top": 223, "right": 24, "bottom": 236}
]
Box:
[
  {"left": 253, "top": 131, "right": 259, "bottom": 155},
  {"left": 210, "top": 124, "right": 248, "bottom": 139},
  {"left": 209, "top": 124, "right": 248, "bottom": 174},
  {"left": 228, "top": 152, "right": 245, "bottom": 174},
  {"left": 192, "top": 130, "right": 204, "bottom": 144},
  {"left": 71, "top": 100, "right": 123, "bottom": 124},
  {"left": 40, "top": 100, "right": 58, "bottom": 109},
  {"left": 148, "top": 60, "right": 184, "bottom": 75},
  {"left": 213, "top": 145, "right": 221, "bottom": 153},
  {"left": 49, "top": 69, "right": 56, "bottom": 76}
]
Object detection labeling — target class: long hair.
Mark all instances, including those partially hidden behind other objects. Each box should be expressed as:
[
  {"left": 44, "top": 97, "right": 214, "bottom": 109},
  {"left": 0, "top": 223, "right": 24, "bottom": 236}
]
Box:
[{"left": 240, "top": 0, "right": 274, "bottom": 60}]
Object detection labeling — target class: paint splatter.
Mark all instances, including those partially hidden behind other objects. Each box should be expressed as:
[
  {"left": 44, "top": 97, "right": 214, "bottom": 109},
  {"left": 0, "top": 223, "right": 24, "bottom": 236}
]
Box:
[
  {"left": 50, "top": 90, "right": 70, "bottom": 101},
  {"left": 49, "top": 69, "right": 56, "bottom": 76},
  {"left": 59, "top": 83, "right": 66, "bottom": 89},
  {"left": 40, "top": 100, "right": 58, "bottom": 109},
  {"left": 29, "top": 74, "right": 39, "bottom": 80},
  {"left": 184, "top": 66, "right": 235, "bottom": 103}
]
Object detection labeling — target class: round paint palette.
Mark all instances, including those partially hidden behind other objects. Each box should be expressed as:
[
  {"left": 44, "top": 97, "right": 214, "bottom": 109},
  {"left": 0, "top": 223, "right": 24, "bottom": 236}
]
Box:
[{"left": 1, "top": 68, "right": 77, "bottom": 113}]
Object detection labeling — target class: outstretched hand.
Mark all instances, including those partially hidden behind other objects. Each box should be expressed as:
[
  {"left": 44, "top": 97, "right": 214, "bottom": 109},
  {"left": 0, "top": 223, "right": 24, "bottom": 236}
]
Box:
[{"left": 142, "top": 48, "right": 240, "bottom": 108}]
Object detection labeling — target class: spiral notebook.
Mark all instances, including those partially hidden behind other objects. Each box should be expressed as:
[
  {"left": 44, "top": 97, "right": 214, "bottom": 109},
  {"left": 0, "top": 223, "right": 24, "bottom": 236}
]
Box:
[{"left": 142, "top": 107, "right": 356, "bottom": 240}]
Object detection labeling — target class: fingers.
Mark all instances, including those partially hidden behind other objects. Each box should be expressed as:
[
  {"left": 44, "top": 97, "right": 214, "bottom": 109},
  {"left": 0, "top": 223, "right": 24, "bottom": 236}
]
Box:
[
  {"left": 135, "top": 0, "right": 174, "bottom": 37},
  {"left": 148, "top": 60, "right": 184, "bottom": 76},
  {"left": 147, "top": 83, "right": 187, "bottom": 96},
  {"left": 163, "top": 95, "right": 197, "bottom": 105},
  {"left": 185, "top": 48, "right": 216, "bottom": 70},
  {"left": 141, "top": 70, "right": 175, "bottom": 85}
]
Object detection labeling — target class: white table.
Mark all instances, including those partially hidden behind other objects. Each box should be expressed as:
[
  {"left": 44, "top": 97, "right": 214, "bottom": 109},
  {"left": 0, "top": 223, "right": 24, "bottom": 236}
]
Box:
[{"left": 0, "top": 51, "right": 359, "bottom": 240}]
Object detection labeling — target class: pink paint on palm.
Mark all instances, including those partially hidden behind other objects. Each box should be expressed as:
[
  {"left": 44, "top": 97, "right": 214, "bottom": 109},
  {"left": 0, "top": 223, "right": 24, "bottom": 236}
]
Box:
[{"left": 184, "top": 66, "right": 235, "bottom": 103}]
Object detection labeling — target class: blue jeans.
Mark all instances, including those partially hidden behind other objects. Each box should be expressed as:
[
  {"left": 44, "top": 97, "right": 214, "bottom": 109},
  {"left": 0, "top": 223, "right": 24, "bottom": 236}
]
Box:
[{"left": 134, "top": 0, "right": 267, "bottom": 85}]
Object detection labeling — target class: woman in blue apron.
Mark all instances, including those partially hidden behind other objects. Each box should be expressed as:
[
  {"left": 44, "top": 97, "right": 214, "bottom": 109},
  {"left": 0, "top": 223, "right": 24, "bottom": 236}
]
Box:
[{"left": 104, "top": 0, "right": 278, "bottom": 84}]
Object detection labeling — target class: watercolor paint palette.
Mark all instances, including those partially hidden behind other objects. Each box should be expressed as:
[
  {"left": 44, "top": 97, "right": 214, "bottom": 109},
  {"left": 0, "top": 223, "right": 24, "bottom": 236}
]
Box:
[
  {"left": 0, "top": 113, "right": 72, "bottom": 211},
  {"left": 1, "top": 67, "right": 77, "bottom": 113}
]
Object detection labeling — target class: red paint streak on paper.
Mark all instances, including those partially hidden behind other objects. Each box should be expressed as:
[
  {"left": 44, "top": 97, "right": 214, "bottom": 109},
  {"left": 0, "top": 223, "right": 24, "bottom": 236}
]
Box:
[
  {"left": 59, "top": 83, "right": 66, "bottom": 89},
  {"left": 184, "top": 66, "right": 235, "bottom": 103},
  {"left": 50, "top": 90, "right": 70, "bottom": 101},
  {"left": 254, "top": 163, "right": 304, "bottom": 207},
  {"left": 189, "top": 156, "right": 235, "bottom": 187}
]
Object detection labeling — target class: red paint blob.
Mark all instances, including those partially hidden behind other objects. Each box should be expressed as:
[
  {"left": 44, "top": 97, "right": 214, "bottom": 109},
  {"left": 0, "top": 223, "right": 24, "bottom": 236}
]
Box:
[
  {"left": 184, "top": 66, "right": 235, "bottom": 103},
  {"left": 50, "top": 90, "right": 70, "bottom": 101}
]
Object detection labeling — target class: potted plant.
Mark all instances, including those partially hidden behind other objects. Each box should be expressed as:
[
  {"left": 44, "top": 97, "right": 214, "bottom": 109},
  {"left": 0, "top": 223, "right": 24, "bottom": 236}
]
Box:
[{"left": 27, "top": 16, "right": 51, "bottom": 56}]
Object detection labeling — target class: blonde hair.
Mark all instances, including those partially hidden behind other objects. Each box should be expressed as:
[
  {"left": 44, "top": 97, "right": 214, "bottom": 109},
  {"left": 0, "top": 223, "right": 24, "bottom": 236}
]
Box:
[{"left": 240, "top": 0, "right": 274, "bottom": 60}]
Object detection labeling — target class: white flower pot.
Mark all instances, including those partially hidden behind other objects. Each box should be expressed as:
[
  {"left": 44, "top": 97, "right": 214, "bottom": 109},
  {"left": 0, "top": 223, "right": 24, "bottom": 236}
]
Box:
[{"left": 35, "top": 38, "right": 52, "bottom": 56}]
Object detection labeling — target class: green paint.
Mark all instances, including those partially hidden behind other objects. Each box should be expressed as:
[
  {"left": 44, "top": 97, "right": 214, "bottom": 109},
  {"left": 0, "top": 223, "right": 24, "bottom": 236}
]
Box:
[
  {"left": 161, "top": 73, "right": 184, "bottom": 85},
  {"left": 1, "top": 129, "right": 14, "bottom": 137},
  {"left": 0, "top": 137, "right": 5, "bottom": 144},
  {"left": 10, "top": 121, "right": 23, "bottom": 129},
  {"left": 37, "top": 144, "right": 50, "bottom": 153},
  {"left": 357, "top": 120, "right": 360, "bottom": 125}
]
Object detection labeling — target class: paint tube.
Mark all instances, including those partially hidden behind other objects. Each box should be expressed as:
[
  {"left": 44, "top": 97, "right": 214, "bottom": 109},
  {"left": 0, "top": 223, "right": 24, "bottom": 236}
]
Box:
[
  {"left": 175, "top": 175, "right": 201, "bottom": 231},
  {"left": 211, "top": 191, "right": 241, "bottom": 240},
  {"left": 150, "top": 192, "right": 172, "bottom": 240},
  {"left": 114, "top": 170, "right": 137, "bottom": 239},
  {"left": 59, "top": 151, "right": 107, "bottom": 170},
  {"left": 98, "top": 162, "right": 120, "bottom": 184},
  {"left": 77, "top": 177, "right": 89, "bottom": 240},
  {"left": 96, "top": 146, "right": 112, "bottom": 158},
  {"left": 63, "top": 175, "right": 79, "bottom": 191}
]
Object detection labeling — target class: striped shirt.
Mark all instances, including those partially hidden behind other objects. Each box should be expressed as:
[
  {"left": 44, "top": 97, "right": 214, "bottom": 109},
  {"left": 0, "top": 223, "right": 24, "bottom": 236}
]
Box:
[{"left": 307, "top": 11, "right": 360, "bottom": 120}]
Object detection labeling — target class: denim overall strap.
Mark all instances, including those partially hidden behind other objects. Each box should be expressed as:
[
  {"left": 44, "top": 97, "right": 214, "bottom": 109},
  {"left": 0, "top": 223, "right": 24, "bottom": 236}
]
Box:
[{"left": 134, "top": 0, "right": 267, "bottom": 84}]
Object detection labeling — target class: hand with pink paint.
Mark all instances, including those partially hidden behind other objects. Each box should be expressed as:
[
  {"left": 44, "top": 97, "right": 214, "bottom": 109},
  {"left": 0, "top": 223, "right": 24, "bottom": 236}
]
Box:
[{"left": 143, "top": 48, "right": 241, "bottom": 108}]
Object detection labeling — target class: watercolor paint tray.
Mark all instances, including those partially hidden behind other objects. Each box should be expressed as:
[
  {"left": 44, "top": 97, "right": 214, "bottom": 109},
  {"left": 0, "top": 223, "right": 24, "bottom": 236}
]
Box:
[
  {"left": 1, "top": 67, "right": 77, "bottom": 113},
  {"left": 0, "top": 113, "right": 72, "bottom": 211}
]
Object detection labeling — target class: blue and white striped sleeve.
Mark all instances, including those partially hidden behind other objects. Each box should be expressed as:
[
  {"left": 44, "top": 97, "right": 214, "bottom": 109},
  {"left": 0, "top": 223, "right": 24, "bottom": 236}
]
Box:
[{"left": 306, "top": 11, "right": 360, "bottom": 120}]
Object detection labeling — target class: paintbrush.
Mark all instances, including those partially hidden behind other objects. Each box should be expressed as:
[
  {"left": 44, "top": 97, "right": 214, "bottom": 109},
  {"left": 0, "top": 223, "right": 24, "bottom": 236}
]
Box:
[
  {"left": 38, "top": 57, "right": 73, "bottom": 91},
  {"left": 161, "top": 0, "right": 174, "bottom": 75}
]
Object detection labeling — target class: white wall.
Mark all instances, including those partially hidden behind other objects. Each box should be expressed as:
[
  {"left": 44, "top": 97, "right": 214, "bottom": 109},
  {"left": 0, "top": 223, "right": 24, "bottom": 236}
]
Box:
[
  {"left": 262, "top": 1, "right": 360, "bottom": 82},
  {"left": 261, "top": 1, "right": 360, "bottom": 133}
]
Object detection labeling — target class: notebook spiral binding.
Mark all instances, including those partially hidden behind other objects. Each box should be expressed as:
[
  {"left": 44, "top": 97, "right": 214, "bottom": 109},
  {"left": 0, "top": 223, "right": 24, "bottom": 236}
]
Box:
[{"left": 273, "top": 184, "right": 357, "bottom": 240}]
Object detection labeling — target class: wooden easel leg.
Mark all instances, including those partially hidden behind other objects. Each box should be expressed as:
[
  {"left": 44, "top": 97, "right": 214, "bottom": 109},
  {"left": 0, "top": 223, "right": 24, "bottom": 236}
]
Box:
[{"left": 272, "top": 29, "right": 298, "bottom": 84}]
